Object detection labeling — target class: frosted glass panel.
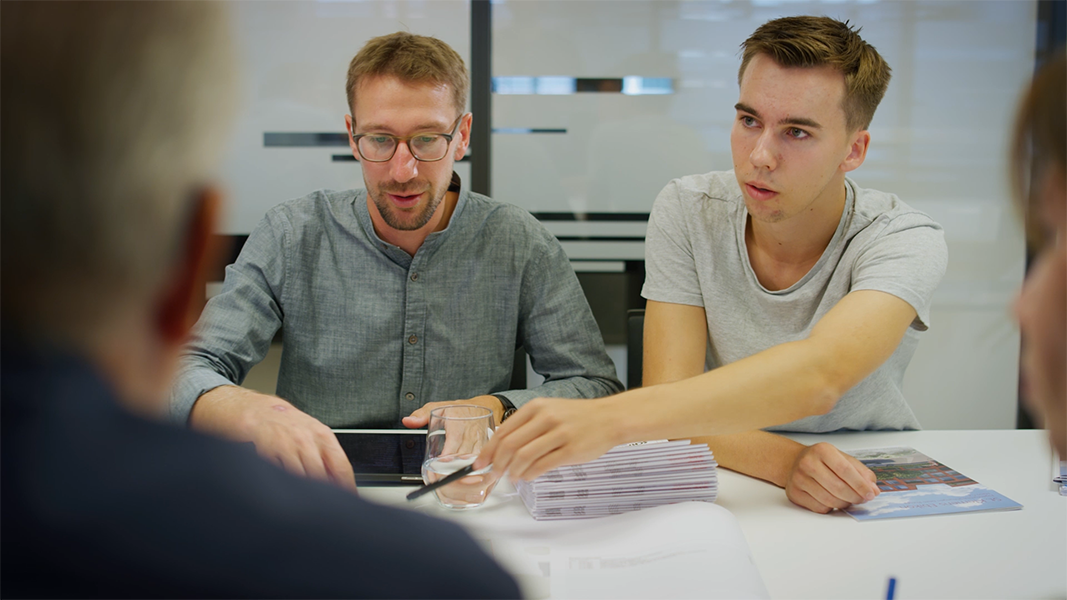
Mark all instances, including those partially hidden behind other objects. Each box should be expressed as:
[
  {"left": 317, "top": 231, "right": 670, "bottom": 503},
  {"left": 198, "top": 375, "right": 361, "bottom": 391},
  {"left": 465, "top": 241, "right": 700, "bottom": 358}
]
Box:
[
  {"left": 214, "top": 1, "right": 1037, "bottom": 428},
  {"left": 219, "top": 1, "right": 471, "bottom": 234},
  {"left": 492, "top": 0, "right": 1036, "bottom": 428}
]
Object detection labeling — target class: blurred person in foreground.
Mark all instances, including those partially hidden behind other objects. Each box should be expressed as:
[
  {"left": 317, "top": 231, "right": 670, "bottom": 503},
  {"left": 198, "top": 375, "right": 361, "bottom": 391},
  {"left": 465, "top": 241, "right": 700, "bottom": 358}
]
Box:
[
  {"left": 1012, "top": 49, "right": 1066, "bottom": 458},
  {"left": 0, "top": 3, "right": 519, "bottom": 597}
]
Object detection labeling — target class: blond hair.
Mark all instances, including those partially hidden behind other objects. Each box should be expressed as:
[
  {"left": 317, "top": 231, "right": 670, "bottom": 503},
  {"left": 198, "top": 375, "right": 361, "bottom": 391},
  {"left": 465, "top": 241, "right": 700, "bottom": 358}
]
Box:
[
  {"left": 739, "top": 16, "right": 891, "bottom": 132},
  {"left": 346, "top": 32, "right": 469, "bottom": 118},
  {"left": 1, "top": 1, "right": 236, "bottom": 333}
]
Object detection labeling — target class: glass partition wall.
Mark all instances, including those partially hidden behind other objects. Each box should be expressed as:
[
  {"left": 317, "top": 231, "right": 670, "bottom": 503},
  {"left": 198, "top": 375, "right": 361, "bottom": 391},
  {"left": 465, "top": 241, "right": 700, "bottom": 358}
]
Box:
[
  {"left": 489, "top": 0, "right": 1036, "bottom": 429},
  {"left": 220, "top": 0, "right": 1038, "bottom": 429}
]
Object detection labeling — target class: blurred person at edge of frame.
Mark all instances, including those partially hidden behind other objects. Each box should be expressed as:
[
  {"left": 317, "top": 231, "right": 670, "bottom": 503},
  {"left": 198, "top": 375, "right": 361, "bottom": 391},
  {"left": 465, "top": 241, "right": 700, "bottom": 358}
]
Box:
[
  {"left": 0, "top": 2, "right": 519, "bottom": 597},
  {"left": 1012, "top": 49, "right": 1067, "bottom": 458}
]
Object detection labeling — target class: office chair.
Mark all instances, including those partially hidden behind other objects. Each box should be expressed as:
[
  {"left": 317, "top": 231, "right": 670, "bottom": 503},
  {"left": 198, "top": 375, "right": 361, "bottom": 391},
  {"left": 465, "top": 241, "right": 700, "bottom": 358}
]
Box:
[{"left": 626, "top": 309, "right": 645, "bottom": 389}]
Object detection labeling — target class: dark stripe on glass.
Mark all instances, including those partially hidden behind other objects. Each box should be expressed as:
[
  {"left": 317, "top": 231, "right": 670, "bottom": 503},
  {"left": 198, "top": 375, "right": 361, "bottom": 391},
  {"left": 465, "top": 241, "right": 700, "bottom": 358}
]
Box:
[
  {"left": 264, "top": 132, "right": 349, "bottom": 147},
  {"left": 471, "top": 0, "right": 492, "bottom": 196},
  {"left": 492, "top": 76, "right": 673, "bottom": 95},
  {"left": 554, "top": 236, "right": 645, "bottom": 242},
  {"left": 492, "top": 128, "right": 567, "bottom": 134},
  {"left": 531, "top": 212, "right": 649, "bottom": 222}
]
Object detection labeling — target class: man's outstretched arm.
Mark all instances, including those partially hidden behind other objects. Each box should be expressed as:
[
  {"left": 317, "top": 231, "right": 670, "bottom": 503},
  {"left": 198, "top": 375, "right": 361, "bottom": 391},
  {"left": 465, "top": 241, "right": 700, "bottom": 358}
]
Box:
[
  {"left": 641, "top": 300, "right": 879, "bottom": 513},
  {"left": 476, "top": 290, "right": 917, "bottom": 484}
]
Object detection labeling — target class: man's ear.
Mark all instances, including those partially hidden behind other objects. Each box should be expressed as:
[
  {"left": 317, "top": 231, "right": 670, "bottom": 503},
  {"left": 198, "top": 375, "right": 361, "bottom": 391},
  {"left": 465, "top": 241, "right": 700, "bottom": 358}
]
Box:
[
  {"left": 840, "top": 129, "right": 871, "bottom": 174},
  {"left": 345, "top": 113, "right": 361, "bottom": 163},
  {"left": 155, "top": 186, "right": 224, "bottom": 344},
  {"left": 454, "top": 112, "right": 472, "bottom": 162}
]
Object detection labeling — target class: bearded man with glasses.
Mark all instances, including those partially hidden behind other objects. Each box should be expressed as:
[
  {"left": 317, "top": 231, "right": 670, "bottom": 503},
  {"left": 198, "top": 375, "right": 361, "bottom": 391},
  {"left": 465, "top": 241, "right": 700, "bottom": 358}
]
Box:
[
  {"left": 351, "top": 111, "right": 467, "bottom": 235},
  {"left": 171, "top": 32, "right": 622, "bottom": 490}
]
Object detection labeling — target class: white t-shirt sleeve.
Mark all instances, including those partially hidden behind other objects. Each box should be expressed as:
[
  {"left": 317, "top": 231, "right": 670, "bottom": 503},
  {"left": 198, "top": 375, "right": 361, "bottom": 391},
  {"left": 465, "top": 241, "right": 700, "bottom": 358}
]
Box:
[
  {"left": 849, "top": 212, "right": 948, "bottom": 330},
  {"left": 641, "top": 179, "right": 706, "bottom": 307}
]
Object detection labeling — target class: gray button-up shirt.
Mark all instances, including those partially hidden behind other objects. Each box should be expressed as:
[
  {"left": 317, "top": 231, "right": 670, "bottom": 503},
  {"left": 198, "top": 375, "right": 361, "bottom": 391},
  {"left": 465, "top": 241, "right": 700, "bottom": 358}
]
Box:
[{"left": 170, "top": 175, "right": 622, "bottom": 428}]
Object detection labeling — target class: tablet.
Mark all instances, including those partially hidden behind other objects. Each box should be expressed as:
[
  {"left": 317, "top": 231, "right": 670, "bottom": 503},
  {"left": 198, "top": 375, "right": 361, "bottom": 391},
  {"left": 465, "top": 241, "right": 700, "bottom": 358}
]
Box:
[{"left": 332, "top": 429, "right": 427, "bottom": 485}]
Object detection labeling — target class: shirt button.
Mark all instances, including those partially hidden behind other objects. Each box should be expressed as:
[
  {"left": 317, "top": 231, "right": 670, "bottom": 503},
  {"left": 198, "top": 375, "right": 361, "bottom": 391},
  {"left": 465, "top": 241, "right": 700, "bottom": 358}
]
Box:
[
  {"left": 410, "top": 272, "right": 419, "bottom": 282},
  {"left": 408, "top": 335, "right": 418, "bottom": 344},
  {"left": 405, "top": 439, "right": 416, "bottom": 449},
  {"left": 405, "top": 392, "right": 415, "bottom": 400}
]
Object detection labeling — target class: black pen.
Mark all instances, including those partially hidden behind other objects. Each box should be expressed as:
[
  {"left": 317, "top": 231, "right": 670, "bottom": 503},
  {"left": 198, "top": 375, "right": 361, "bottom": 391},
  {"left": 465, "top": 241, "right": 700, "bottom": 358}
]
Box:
[{"left": 406, "top": 464, "right": 475, "bottom": 501}]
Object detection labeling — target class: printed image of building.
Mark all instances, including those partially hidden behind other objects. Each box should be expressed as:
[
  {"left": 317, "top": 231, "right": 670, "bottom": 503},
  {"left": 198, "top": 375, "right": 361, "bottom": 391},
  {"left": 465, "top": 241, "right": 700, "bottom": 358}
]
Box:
[{"left": 865, "top": 460, "right": 978, "bottom": 492}]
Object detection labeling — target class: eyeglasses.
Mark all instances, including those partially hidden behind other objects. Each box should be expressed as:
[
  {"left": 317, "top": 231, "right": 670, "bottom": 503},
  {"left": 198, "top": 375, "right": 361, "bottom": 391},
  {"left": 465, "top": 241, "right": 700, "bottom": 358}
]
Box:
[{"left": 350, "top": 114, "right": 466, "bottom": 163}]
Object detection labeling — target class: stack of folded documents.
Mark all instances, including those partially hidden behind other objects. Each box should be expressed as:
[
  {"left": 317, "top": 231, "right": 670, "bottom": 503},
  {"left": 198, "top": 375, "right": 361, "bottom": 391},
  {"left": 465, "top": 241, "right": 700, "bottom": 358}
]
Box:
[{"left": 515, "top": 440, "right": 717, "bottom": 520}]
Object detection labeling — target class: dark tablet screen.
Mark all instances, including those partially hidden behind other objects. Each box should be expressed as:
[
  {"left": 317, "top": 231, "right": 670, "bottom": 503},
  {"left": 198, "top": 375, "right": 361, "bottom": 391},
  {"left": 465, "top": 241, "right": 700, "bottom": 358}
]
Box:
[{"left": 332, "top": 429, "right": 427, "bottom": 485}]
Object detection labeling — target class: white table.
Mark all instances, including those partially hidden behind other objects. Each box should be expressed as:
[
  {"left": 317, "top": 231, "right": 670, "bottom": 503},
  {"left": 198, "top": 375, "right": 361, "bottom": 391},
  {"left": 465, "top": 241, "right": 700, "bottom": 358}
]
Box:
[{"left": 362, "top": 430, "right": 1066, "bottom": 599}]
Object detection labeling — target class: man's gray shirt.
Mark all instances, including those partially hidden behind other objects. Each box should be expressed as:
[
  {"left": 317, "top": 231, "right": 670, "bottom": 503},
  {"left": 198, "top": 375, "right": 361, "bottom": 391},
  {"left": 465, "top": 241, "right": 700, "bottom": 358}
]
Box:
[
  {"left": 642, "top": 171, "right": 948, "bottom": 432},
  {"left": 171, "top": 175, "right": 622, "bottom": 427}
]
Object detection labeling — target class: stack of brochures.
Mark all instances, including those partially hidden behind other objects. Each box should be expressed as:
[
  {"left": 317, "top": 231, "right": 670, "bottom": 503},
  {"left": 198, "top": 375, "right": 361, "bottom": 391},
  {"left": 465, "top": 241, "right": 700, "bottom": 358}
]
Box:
[{"left": 515, "top": 440, "right": 717, "bottom": 521}]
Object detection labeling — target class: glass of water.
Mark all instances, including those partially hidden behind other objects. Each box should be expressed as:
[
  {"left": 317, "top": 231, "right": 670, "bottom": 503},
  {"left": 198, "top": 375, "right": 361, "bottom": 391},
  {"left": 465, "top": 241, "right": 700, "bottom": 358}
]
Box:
[{"left": 421, "top": 405, "right": 499, "bottom": 509}]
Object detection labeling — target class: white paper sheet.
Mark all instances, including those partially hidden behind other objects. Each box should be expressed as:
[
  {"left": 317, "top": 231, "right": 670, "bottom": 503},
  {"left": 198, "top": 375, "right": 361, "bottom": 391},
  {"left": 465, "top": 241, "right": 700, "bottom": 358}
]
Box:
[{"left": 464, "top": 501, "right": 769, "bottom": 599}]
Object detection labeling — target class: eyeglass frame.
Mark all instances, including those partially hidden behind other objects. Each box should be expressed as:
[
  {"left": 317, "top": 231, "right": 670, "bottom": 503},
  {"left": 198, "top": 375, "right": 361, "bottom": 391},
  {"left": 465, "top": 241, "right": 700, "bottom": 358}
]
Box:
[{"left": 349, "top": 113, "right": 467, "bottom": 163}]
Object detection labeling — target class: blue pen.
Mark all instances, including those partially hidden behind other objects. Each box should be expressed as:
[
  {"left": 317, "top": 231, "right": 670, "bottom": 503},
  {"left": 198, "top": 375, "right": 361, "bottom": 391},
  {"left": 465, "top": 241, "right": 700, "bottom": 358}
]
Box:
[{"left": 886, "top": 577, "right": 897, "bottom": 600}]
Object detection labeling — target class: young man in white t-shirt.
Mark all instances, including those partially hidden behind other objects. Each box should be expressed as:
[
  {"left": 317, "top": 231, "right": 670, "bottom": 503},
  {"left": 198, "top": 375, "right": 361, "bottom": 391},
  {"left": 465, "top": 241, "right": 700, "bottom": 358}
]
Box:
[{"left": 478, "top": 16, "right": 948, "bottom": 515}]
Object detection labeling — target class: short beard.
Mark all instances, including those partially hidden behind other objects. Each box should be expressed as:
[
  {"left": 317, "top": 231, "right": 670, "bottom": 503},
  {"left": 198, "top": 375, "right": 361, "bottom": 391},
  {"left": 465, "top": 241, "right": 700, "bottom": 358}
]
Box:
[{"left": 370, "top": 179, "right": 447, "bottom": 231}]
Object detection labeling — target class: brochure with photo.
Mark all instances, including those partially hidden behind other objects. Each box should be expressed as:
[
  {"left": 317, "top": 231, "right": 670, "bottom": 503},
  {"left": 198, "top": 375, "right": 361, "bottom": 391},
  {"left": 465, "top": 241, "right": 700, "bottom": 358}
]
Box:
[{"left": 844, "top": 446, "right": 1022, "bottom": 521}]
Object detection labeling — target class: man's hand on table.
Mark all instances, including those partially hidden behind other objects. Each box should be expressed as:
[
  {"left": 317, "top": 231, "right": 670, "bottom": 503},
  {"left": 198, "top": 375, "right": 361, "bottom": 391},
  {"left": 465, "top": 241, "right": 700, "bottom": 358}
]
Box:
[
  {"left": 784, "top": 442, "right": 880, "bottom": 513},
  {"left": 402, "top": 395, "right": 506, "bottom": 429},
  {"left": 473, "top": 397, "right": 625, "bottom": 481},
  {"left": 189, "top": 385, "right": 358, "bottom": 493}
]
